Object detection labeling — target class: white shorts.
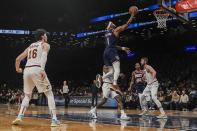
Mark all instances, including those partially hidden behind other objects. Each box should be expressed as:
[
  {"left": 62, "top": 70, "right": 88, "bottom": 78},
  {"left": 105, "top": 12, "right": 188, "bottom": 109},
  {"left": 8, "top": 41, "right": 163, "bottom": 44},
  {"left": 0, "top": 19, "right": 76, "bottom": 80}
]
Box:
[
  {"left": 23, "top": 67, "right": 52, "bottom": 94},
  {"left": 102, "top": 83, "right": 118, "bottom": 99},
  {"left": 142, "top": 81, "right": 159, "bottom": 98}
]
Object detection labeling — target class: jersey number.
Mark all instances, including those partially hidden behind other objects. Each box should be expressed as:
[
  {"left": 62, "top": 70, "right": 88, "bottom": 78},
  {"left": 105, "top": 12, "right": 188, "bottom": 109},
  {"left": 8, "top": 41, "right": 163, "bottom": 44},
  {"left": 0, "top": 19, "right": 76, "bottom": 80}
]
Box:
[{"left": 28, "top": 49, "right": 37, "bottom": 59}]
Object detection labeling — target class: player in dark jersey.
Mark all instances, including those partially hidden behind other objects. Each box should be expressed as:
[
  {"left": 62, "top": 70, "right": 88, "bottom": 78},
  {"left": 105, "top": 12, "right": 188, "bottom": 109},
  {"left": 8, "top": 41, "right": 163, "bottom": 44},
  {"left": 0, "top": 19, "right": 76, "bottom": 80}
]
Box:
[
  {"left": 128, "top": 63, "right": 146, "bottom": 109},
  {"left": 102, "top": 13, "right": 136, "bottom": 95}
]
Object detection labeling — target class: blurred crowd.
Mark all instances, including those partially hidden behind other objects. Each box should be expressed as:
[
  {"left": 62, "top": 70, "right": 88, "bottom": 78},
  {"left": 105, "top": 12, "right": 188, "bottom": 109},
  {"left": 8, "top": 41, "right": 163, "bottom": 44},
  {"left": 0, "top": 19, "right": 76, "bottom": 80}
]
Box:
[
  {"left": 0, "top": 76, "right": 196, "bottom": 111},
  {"left": 0, "top": 87, "right": 23, "bottom": 104}
]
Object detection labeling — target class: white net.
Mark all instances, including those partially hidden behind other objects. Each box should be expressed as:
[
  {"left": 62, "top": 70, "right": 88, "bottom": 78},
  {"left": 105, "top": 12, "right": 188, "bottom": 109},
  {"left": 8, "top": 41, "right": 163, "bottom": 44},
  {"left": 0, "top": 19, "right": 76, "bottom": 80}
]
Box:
[{"left": 153, "top": 9, "right": 170, "bottom": 28}]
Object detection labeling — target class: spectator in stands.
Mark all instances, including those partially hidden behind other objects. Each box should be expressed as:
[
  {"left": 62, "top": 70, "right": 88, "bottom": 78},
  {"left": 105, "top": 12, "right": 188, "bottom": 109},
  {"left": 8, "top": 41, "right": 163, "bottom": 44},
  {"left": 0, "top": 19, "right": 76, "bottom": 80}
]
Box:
[
  {"left": 158, "top": 91, "right": 165, "bottom": 103},
  {"left": 179, "top": 90, "right": 189, "bottom": 111},
  {"left": 189, "top": 87, "right": 197, "bottom": 110},
  {"left": 171, "top": 90, "right": 180, "bottom": 110}
]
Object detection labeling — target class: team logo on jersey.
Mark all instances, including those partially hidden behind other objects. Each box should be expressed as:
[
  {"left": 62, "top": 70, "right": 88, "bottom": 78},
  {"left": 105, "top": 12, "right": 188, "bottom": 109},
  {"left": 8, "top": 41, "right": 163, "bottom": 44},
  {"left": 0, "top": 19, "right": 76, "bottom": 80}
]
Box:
[{"left": 46, "top": 85, "right": 50, "bottom": 90}]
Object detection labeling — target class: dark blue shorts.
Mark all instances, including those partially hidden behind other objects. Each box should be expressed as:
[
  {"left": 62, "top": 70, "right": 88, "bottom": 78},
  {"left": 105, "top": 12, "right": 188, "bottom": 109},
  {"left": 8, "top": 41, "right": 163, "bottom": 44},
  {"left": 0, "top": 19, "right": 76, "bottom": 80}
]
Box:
[
  {"left": 134, "top": 84, "right": 145, "bottom": 94},
  {"left": 103, "top": 48, "right": 119, "bottom": 66}
]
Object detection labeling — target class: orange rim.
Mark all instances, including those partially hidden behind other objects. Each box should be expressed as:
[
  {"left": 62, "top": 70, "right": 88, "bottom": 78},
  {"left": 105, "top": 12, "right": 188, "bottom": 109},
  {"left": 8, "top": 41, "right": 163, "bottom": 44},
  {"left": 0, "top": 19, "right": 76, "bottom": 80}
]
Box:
[{"left": 154, "top": 9, "right": 170, "bottom": 16}]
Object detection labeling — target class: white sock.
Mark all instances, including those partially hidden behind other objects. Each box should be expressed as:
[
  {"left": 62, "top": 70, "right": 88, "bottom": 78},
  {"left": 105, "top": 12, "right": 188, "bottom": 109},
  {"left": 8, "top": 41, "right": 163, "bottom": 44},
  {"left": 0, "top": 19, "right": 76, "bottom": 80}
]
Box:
[
  {"left": 18, "top": 106, "right": 27, "bottom": 117},
  {"left": 121, "top": 110, "right": 125, "bottom": 114},
  {"left": 51, "top": 109, "right": 57, "bottom": 120},
  {"left": 18, "top": 95, "right": 30, "bottom": 117},
  {"left": 112, "top": 61, "right": 120, "bottom": 85}
]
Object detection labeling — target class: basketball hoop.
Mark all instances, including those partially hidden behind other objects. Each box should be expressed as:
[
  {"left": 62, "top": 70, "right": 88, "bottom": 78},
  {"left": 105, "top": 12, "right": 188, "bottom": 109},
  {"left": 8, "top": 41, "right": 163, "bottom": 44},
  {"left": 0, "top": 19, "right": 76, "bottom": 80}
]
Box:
[{"left": 153, "top": 9, "right": 170, "bottom": 28}]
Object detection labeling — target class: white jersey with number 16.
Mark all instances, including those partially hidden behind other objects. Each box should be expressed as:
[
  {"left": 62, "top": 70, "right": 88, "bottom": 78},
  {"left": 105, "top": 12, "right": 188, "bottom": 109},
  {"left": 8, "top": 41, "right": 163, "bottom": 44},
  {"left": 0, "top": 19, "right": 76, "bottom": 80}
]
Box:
[{"left": 26, "top": 41, "right": 43, "bottom": 67}]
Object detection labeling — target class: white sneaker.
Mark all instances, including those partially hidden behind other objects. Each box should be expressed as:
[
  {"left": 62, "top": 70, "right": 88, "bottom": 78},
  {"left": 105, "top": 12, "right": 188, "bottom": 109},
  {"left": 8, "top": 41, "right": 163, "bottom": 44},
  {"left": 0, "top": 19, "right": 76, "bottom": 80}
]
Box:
[
  {"left": 120, "top": 113, "right": 130, "bottom": 120},
  {"left": 156, "top": 114, "right": 167, "bottom": 119},
  {"left": 89, "top": 119, "right": 97, "bottom": 131},
  {"left": 139, "top": 110, "right": 149, "bottom": 116},
  {"left": 89, "top": 108, "right": 97, "bottom": 119}
]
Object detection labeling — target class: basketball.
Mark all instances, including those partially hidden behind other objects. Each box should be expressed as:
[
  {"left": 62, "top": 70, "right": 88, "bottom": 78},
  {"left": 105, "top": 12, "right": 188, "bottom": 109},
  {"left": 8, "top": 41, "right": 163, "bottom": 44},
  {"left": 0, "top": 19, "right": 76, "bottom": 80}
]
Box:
[{"left": 129, "top": 6, "right": 138, "bottom": 15}]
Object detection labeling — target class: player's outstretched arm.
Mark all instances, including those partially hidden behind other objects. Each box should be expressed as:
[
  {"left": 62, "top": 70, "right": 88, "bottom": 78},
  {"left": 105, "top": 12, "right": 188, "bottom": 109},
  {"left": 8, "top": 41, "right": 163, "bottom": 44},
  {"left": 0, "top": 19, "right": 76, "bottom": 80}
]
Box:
[
  {"left": 113, "top": 14, "right": 135, "bottom": 36},
  {"left": 15, "top": 48, "right": 28, "bottom": 73}
]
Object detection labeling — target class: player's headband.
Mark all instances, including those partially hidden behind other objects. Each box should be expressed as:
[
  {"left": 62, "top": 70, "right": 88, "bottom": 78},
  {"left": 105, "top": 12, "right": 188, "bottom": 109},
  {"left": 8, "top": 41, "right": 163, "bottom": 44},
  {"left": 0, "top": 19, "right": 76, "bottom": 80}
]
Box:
[{"left": 106, "top": 21, "right": 116, "bottom": 30}]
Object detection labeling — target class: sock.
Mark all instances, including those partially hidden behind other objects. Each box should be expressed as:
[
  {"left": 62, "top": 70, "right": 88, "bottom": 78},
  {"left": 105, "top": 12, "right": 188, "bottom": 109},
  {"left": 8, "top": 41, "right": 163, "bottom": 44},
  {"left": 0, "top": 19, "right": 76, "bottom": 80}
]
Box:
[
  {"left": 18, "top": 106, "right": 26, "bottom": 118},
  {"left": 51, "top": 109, "right": 57, "bottom": 120},
  {"left": 93, "top": 107, "right": 97, "bottom": 111},
  {"left": 18, "top": 95, "right": 30, "bottom": 117},
  {"left": 112, "top": 61, "right": 120, "bottom": 85},
  {"left": 121, "top": 110, "right": 125, "bottom": 114}
]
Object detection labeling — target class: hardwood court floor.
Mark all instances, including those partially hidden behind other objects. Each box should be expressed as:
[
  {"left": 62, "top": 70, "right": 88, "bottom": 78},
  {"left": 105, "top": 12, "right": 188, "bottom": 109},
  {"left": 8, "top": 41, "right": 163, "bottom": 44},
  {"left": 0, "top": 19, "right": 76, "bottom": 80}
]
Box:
[{"left": 0, "top": 104, "right": 196, "bottom": 131}]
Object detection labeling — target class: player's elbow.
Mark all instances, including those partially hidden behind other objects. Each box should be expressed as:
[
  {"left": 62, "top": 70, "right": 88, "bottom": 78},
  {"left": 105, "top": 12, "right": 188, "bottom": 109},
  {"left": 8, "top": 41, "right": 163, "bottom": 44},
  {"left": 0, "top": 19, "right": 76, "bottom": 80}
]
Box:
[
  {"left": 15, "top": 57, "right": 21, "bottom": 63},
  {"left": 154, "top": 71, "right": 157, "bottom": 76}
]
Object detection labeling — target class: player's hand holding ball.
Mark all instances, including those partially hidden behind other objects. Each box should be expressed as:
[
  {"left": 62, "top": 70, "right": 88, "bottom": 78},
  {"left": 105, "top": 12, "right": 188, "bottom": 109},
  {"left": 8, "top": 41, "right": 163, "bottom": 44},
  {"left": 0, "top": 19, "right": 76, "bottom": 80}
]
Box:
[
  {"left": 16, "top": 68, "right": 23, "bottom": 74},
  {"left": 129, "top": 6, "right": 138, "bottom": 16}
]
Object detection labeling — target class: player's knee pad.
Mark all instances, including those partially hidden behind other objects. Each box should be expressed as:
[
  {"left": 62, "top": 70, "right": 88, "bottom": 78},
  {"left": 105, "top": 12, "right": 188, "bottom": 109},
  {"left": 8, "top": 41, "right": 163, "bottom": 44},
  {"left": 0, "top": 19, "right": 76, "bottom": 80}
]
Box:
[
  {"left": 113, "top": 61, "right": 120, "bottom": 74},
  {"left": 21, "top": 94, "right": 31, "bottom": 107},
  {"left": 112, "top": 61, "right": 120, "bottom": 84},
  {"left": 44, "top": 90, "right": 56, "bottom": 110}
]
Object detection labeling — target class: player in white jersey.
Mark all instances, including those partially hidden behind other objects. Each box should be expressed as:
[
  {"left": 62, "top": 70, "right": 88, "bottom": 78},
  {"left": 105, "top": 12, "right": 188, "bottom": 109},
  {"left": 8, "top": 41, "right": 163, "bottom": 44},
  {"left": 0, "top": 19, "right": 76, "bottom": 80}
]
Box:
[
  {"left": 89, "top": 65, "right": 129, "bottom": 120},
  {"left": 12, "top": 29, "right": 60, "bottom": 127},
  {"left": 139, "top": 57, "right": 167, "bottom": 119}
]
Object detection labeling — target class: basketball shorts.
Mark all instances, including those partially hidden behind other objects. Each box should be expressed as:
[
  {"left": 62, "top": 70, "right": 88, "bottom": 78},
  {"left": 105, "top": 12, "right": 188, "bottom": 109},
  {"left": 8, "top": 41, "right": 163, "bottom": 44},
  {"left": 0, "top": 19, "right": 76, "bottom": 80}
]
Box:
[
  {"left": 23, "top": 67, "right": 52, "bottom": 94},
  {"left": 103, "top": 48, "right": 119, "bottom": 66},
  {"left": 142, "top": 81, "right": 159, "bottom": 98},
  {"left": 102, "top": 83, "right": 118, "bottom": 99}
]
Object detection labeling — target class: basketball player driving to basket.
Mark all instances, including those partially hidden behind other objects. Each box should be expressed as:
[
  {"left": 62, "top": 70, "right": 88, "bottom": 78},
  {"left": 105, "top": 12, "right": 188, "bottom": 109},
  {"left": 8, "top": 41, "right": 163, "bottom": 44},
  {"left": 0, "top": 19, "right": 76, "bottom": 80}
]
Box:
[
  {"left": 12, "top": 29, "right": 60, "bottom": 127},
  {"left": 100, "top": 6, "right": 138, "bottom": 96}
]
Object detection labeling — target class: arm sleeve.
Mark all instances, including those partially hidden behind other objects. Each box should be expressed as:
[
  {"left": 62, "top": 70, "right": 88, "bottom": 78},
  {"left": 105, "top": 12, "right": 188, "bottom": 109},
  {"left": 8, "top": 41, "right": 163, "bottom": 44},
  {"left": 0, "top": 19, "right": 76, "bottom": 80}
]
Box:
[{"left": 40, "top": 52, "right": 48, "bottom": 70}]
